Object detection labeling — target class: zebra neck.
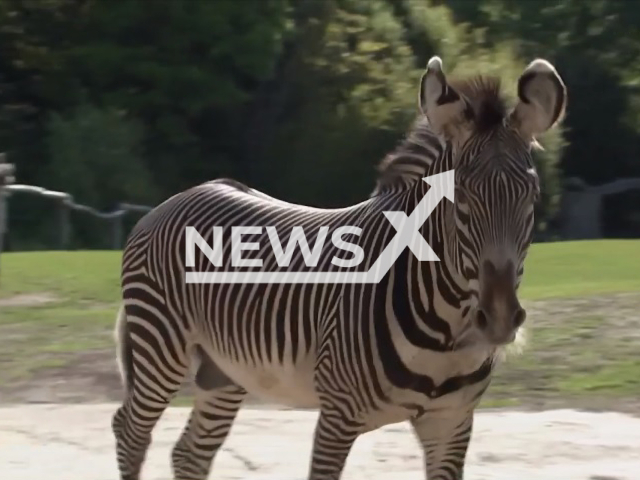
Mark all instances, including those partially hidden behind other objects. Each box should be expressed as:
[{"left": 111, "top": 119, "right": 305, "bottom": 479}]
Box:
[
  {"left": 382, "top": 250, "right": 473, "bottom": 353},
  {"left": 378, "top": 186, "right": 474, "bottom": 350}
]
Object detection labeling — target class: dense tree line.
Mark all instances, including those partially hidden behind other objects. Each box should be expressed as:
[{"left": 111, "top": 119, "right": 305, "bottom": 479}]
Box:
[{"left": 1, "top": 0, "right": 639, "bottom": 249}]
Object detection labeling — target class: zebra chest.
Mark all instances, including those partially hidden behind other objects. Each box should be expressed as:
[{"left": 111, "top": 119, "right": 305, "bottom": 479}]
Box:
[
  {"left": 379, "top": 345, "right": 494, "bottom": 413},
  {"left": 362, "top": 377, "right": 490, "bottom": 433}
]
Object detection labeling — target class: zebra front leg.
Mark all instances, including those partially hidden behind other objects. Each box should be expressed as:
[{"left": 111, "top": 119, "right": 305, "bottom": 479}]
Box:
[
  {"left": 410, "top": 408, "right": 475, "bottom": 480},
  {"left": 307, "top": 405, "right": 364, "bottom": 480},
  {"left": 171, "top": 383, "right": 246, "bottom": 479}
]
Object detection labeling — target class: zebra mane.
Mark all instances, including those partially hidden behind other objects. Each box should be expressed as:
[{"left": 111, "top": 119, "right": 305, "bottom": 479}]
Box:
[
  {"left": 449, "top": 75, "right": 508, "bottom": 132},
  {"left": 373, "top": 75, "right": 511, "bottom": 196}
]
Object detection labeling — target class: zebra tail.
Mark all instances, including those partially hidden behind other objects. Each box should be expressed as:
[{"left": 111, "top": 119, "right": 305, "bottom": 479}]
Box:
[{"left": 114, "top": 304, "right": 134, "bottom": 395}]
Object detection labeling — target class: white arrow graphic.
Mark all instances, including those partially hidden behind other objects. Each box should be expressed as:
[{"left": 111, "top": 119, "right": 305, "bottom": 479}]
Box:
[{"left": 186, "top": 170, "right": 454, "bottom": 284}]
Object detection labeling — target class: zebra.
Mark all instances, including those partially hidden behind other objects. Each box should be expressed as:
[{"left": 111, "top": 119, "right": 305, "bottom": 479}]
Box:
[{"left": 111, "top": 56, "right": 566, "bottom": 480}]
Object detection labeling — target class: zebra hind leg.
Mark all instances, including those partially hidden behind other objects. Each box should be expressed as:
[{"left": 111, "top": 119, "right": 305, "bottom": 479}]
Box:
[
  {"left": 171, "top": 351, "right": 246, "bottom": 480},
  {"left": 111, "top": 304, "right": 190, "bottom": 480}
]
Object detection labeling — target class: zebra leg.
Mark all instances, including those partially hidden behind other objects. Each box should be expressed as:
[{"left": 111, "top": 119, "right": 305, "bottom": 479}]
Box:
[
  {"left": 171, "top": 384, "right": 246, "bottom": 480},
  {"left": 410, "top": 408, "right": 475, "bottom": 480},
  {"left": 307, "top": 405, "right": 363, "bottom": 480},
  {"left": 111, "top": 307, "right": 190, "bottom": 480}
]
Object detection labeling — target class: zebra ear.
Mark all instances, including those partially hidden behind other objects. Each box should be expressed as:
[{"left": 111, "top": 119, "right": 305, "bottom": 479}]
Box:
[
  {"left": 509, "top": 59, "right": 567, "bottom": 140},
  {"left": 419, "top": 56, "right": 469, "bottom": 139}
]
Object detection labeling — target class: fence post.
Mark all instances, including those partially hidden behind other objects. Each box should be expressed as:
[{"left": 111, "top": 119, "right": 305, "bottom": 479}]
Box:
[
  {"left": 58, "top": 198, "right": 70, "bottom": 249},
  {"left": 0, "top": 154, "right": 16, "bottom": 283},
  {"left": 0, "top": 190, "right": 7, "bottom": 255}
]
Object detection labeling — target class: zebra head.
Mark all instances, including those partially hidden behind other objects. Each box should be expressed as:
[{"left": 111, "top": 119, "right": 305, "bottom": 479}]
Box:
[{"left": 419, "top": 57, "right": 567, "bottom": 346}]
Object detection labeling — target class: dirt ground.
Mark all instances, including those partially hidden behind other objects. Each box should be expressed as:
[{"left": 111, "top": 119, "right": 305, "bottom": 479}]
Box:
[{"left": 1, "top": 403, "right": 639, "bottom": 480}]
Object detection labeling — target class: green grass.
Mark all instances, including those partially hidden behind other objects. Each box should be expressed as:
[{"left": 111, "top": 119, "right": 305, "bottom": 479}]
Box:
[
  {"left": 518, "top": 239, "right": 640, "bottom": 299},
  {"left": 3, "top": 240, "right": 639, "bottom": 304},
  {"left": 0, "top": 240, "right": 639, "bottom": 409},
  {"left": 557, "top": 360, "right": 640, "bottom": 395},
  {"left": 482, "top": 310, "right": 640, "bottom": 409},
  {"left": 0, "top": 250, "right": 121, "bottom": 303},
  {"left": 0, "top": 251, "right": 122, "bottom": 386}
]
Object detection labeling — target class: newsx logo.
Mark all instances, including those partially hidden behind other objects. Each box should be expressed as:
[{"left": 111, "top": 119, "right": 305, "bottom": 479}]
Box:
[{"left": 185, "top": 171, "right": 454, "bottom": 284}]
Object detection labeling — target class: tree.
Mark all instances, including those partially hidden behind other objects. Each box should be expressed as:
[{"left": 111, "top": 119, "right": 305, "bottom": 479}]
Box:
[
  {"left": 45, "top": 103, "right": 155, "bottom": 209},
  {"left": 247, "top": 0, "right": 420, "bottom": 206},
  {"left": 62, "top": 0, "right": 291, "bottom": 195},
  {"left": 446, "top": 0, "right": 640, "bottom": 184},
  {"left": 0, "top": 0, "right": 87, "bottom": 184}
]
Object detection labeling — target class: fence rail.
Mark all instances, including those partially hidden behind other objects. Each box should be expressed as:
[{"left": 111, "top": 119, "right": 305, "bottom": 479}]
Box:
[
  {"left": 1, "top": 183, "right": 153, "bottom": 252},
  {"left": 0, "top": 156, "right": 153, "bottom": 282},
  {"left": 0, "top": 153, "right": 156, "bottom": 284},
  {"left": 0, "top": 153, "right": 153, "bottom": 282}
]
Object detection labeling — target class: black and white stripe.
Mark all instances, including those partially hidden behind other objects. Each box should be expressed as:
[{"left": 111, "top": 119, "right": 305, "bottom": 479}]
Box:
[{"left": 112, "top": 57, "right": 567, "bottom": 480}]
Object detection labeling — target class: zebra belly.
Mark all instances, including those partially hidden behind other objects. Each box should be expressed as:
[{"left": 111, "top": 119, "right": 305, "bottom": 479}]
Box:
[{"left": 208, "top": 351, "right": 321, "bottom": 408}]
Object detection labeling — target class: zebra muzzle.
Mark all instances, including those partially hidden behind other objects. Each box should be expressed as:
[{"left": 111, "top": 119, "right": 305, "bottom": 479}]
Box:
[{"left": 474, "top": 259, "right": 526, "bottom": 345}]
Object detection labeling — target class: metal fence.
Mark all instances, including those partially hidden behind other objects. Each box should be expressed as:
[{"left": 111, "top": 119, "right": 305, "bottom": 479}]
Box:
[
  {"left": 1, "top": 184, "right": 152, "bottom": 249},
  {"left": 2, "top": 154, "right": 640, "bottom": 259},
  {"left": 0, "top": 156, "right": 153, "bottom": 279}
]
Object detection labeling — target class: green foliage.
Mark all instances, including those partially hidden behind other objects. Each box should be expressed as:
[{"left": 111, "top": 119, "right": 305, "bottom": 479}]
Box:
[
  {"left": 257, "top": 0, "right": 419, "bottom": 206},
  {"left": 45, "top": 104, "right": 155, "bottom": 208},
  {"left": 447, "top": 0, "right": 640, "bottom": 185},
  {"left": 0, "top": 0, "right": 86, "bottom": 183},
  {"left": 257, "top": 0, "right": 566, "bottom": 225},
  {"left": 59, "top": 0, "right": 291, "bottom": 194},
  {"left": 3, "top": 0, "right": 638, "bottom": 248}
]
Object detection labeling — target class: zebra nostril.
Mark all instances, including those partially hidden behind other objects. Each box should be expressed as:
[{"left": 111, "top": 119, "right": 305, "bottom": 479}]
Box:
[
  {"left": 512, "top": 307, "right": 527, "bottom": 328},
  {"left": 475, "top": 308, "right": 489, "bottom": 330}
]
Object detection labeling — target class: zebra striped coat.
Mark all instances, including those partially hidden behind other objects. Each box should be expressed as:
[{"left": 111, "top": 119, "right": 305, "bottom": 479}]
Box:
[{"left": 112, "top": 56, "right": 567, "bottom": 480}]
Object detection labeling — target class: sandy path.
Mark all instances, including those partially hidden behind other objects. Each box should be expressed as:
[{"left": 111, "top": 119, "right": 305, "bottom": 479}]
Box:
[{"left": 1, "top": 404, "right": 639, "bottom": 480}]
